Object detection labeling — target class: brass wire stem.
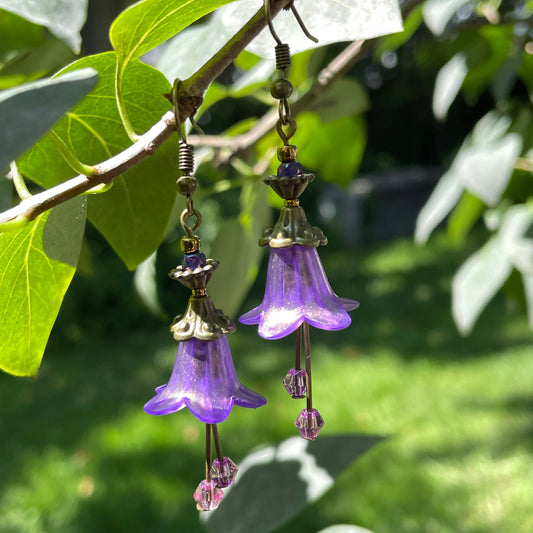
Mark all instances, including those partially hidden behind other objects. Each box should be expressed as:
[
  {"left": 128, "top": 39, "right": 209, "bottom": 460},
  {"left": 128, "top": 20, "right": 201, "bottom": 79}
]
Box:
[
  {"left": 303, "top": 322, "right": 312, "bottom": 410},
  {"left": 295, "top": 325, "right": 302, "bottom": 370},
  {"left": 211, "top": 424, "right": 224, "bottom": 461},
  {"left": 205, "top": 423, "right": 212, "bottom": 481}
]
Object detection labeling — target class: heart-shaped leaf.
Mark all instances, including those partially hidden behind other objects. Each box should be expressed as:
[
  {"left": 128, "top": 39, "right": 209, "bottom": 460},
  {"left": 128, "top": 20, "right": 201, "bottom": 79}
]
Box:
[{"left": 18, "top": 52, "right": 178, "bottom": 270}]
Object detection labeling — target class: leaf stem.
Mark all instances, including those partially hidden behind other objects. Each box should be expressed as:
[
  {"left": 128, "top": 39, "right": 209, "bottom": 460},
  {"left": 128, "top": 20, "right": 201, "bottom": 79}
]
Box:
[
  {"left": 115, "top": 62, "right": 139, "bottom": 142},
  {"left": 48, "top": 131, "right": 98, "bottom": 177},
  {"left": 10, "top": 162, "right": 31, "bottom": 200}
]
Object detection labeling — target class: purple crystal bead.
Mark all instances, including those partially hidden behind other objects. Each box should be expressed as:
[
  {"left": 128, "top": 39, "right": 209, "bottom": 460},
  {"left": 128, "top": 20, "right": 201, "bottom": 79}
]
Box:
[
  {"left": 193, "top": 479, "right": 223, "bottom": 511},
  {"left": 295, "top": 408, "right": 324, "bottom": 441},
  {"left": 277, "top": 160, "right": 304, "bottom": 177},
  {"left": 182, "top": 251, "right": 207, "bottom": 270},
  {"left": 283, "top": 368, "right": 307, "bottom": 399},
  {"left": 210, "top": 457, "right": 238, "bottom": 488}
]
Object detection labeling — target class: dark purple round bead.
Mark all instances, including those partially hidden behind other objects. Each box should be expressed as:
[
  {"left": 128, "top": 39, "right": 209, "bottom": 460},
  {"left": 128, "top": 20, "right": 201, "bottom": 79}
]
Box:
[
  {"left": 182, "top": 251, "right": 207, "bottom": 270},
  {"left": 277, "top": 161, "right": 304, "bottom": 178}
]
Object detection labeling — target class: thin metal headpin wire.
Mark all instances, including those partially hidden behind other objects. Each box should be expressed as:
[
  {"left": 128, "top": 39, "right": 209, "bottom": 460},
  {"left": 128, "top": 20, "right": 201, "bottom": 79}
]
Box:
[{"left": 264, "top": 0, "right": 319, "bottom": 45}]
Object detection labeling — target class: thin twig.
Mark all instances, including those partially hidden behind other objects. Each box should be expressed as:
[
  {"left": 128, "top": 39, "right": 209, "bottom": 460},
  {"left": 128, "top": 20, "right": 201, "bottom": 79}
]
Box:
[{"left": 187, "top": 39, "right": 371, "bottom": 160}]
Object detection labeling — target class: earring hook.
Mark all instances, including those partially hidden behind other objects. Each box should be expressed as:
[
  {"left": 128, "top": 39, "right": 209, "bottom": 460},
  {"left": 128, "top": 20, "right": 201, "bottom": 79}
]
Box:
[{"left": 264, "top": 0, "right": 318, "bottom": 45}]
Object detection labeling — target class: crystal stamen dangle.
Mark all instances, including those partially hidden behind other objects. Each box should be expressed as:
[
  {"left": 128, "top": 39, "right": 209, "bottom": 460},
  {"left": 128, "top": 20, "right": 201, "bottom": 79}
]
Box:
[
  {"left": 239, "top": 2, "right": 358, "bottom": 441},
  {"left": 145, "top": 108, "right": 266, "bottom": 510}
]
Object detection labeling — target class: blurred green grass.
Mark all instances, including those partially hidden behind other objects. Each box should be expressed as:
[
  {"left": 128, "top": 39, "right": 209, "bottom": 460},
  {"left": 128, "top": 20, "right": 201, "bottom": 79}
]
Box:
[{"left": 1, "top": 233, "right": 532, "bottom": 533}]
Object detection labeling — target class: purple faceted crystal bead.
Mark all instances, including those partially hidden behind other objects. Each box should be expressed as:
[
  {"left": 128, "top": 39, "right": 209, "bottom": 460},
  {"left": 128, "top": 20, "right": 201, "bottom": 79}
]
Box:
[
  {"left": 277, "top": 160, "right": 304, "bottom": 177},
  {"left": 144, "top": 336, "right": 267, "bottom": 423},
  {"left": 182, "top": 251, "right": 207, "bottom": 270},
  {"left": 210, "top": 457, "right": 238, "bottom": 488},
  {"left": 283, "top": 368, "right": 307, "bottom": 399},
  {"left": 240, "top": 245, "right": 359, "bottom": 340},
  {"left": 295, "top": 408, "right": 324, "bottom": 441},
  {"left": 193, "top": 479, "right": 223, "bottom": 511}
]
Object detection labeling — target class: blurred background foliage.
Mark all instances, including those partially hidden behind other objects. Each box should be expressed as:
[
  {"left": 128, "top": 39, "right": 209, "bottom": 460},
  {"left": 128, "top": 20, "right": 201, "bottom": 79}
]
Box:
[{"left": 0, "top": 0, "right": 533, "bottom": 531}]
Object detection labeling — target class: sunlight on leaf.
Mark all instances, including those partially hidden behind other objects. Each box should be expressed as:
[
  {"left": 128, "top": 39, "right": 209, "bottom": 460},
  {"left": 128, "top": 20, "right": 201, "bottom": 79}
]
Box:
[
  {"left": 110, "top": 0, "right": 237, "bottom": 135},
  {"left": 423, "top": 0, "right": 469, "bottom": 36},
  {"left": 433, "top": 53, "right": 467, "bottom": 120},
  {"left": 0, "top": 198, "right": 86, "bottom": 376}
]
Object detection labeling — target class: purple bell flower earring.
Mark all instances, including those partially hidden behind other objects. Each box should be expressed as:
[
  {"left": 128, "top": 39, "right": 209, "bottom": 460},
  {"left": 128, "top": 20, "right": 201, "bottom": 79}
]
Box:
[
  {"left": 145, "top": 139, "right": 266, "bottom": 511},
  {"left": 239, "top": 30, "right": 359, "bottom": 441}
]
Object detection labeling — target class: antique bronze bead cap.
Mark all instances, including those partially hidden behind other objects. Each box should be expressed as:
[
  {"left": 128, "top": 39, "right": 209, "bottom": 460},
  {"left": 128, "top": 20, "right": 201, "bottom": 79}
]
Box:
[
  {"left": 169, "top": 236, "right": 236, "bottom": 342},
  {"left": 260, "top": 144, "right": 327, "bottom": 249}
]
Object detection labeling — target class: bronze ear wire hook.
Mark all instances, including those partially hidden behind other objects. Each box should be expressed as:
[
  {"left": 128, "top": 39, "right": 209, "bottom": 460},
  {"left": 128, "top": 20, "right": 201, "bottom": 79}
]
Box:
[
  {"left": 264, "top": 0, "right": 318, "bottom": 44},
  {"left": 172, "top": 79, "right": 203, "bottom": 238}
]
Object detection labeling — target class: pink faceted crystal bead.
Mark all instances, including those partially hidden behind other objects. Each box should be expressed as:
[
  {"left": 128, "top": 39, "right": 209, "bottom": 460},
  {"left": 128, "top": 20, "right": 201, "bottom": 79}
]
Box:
[
  {"left": 193, "top": 479, "right": 224, "bottom": 511},
  {"left": 283, "top": 368, "right": 307, "bottom": 399},
  {"left": 210, "top": 457, "right": 238, "bottom": 488},
  {"left": 295, "top": 408, "right": 324, "bottom": 440}
]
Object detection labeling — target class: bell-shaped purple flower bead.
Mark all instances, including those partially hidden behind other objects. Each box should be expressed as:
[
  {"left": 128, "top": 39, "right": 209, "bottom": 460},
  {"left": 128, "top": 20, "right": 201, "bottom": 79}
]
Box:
[
  {"left": 239, "top": 245, "right": 359, "bottom": 339},
  {"left": 144, "top": 336, "right": 266, "bottom": 423}
]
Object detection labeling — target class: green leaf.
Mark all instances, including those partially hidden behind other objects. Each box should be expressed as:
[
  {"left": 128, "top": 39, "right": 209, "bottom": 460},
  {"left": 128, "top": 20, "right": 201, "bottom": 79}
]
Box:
[
  {"left": 0, "top": 176, "right": 12, "bottom": 212},
  {"left": 415, "top": 168, "right": 463, "bottom": 244},
  {"left": 422, "top": 0, "right": 469, "bottom": 36},
  {"left": 451, "top": 205, "right": 532, "bottom": 334},
  {"left": 242, "top": 0, "right": 404, "bottom": 58},
  {"left": 204, "top": 434, "right": 383, "bottom": 533},
  {"left": 456, "top": 112, "right": 522, "bottom": 206},
  {"left": 208, "top": 181, "right": 271, "bottom": 318},
  {"left": 318, "top": 527, "right": 374, "bottom": 533},
  {"left": 461, "top": 26, "right": 513, "bottom": 102},
  {"left": 374, "top": 6, "right": 423, "bottom": 59},
  {"left": 432, "top": 53, "right": 468, "bottom": 120},
  {"left": 0, "top": 37, "right": 74, "bottom": 90},
  {"left": 447, "top": 191, "right": 485, "bottom": 244},
  {"left": 523, "top": 273, "right": 533, "bottom": 329},
  {"left": 0, "top": 68, "right": 98, "bottom": 173},
  {"left": 0, "top": 197, "right": 86, "bottom": 376},
  {"left": 312, "top": 79, "right": 370, "bottom": 124},
  {"left": 160, "top": 0, "right": 402, "bottom": 67},
  {"left": 417, "top": 111, "right": 523, "bottom": 243},
  {"left": 0, "top": 0, "right": 88, "bottom": 53},
  {"left": 110, "top": 0, "right": 237, "bottom": 70},
  {"left": 0, "top": 10, "right": 44, "bottom": 58},
  {"left": 297, "top": 113, "right": 367, "bottom": 187},
  {"left": 133, "top": 251, "right": 166, "bottom": 318},
  {"left": 110, "top": 0, "right": 237, "bottom": 138},
  {"left": 452, "top": 233, "right": 512, "bottom": 335},
  {"left": 18, "top": 52, "right": 178, "bottom": 270}
]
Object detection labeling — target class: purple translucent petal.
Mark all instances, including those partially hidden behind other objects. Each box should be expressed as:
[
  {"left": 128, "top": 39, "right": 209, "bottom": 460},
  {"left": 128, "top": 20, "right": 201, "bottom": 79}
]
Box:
[
  {"left": 144, "top": 336, "right": 266, "bottom": 423},
  {"left": 239, "top": 245, "right": 358, "bottom": 340}
]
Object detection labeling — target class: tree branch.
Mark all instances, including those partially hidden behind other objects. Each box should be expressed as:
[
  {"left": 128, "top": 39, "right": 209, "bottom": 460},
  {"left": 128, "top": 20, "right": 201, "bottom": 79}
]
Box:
[
  {"left": 187, "top": 39, "right": 372, "bottom": 159},
  {"left": 0, "top": 0, "right": 292, "bottom": 226}
]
